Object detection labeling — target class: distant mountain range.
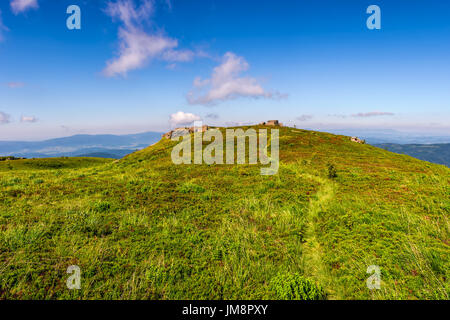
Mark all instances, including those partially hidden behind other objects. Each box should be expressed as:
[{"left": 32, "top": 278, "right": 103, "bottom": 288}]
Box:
[
  {"left": 0, "top": 131, "right": 163, "bottom": 159},
  {"left": 313, "top": 129, "right": 449, "bottom": 167},
  {"left": 374, "top": 143, "right": 450, "bottom": 167},
  {"left": 319, "top": 128, "right": 450, "bottom": 145}
]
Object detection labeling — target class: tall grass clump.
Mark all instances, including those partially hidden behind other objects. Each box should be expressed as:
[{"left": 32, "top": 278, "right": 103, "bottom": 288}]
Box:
[{"left": 271, "top": 273, "right": 326, "bottom": 300}]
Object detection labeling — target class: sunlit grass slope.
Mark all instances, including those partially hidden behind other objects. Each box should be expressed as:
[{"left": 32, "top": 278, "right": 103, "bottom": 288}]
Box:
[{"left": 0, "top": 126, "right": 448, "bottom": 299}]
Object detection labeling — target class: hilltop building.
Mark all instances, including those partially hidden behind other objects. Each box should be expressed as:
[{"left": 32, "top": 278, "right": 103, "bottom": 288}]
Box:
[{"left": 259, "top": 120, "right": 283, "bottom": 126}]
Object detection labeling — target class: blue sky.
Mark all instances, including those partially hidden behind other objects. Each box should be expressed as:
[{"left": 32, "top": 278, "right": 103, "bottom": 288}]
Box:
[{"left": 0, "top": 0, "right": 449, "bottom": 140}]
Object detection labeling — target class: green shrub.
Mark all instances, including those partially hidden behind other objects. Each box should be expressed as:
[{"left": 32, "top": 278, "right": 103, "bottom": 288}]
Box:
[
  {"left": 9, "top": 177, "right": 21, "bottom": 186},
  {"left": 327, "top": 163, "right": 337, "bottom": 179},
  {"left": 92, "top": 201, "right": 111, "bottom": 213},
  {"left": 73, "top": 212, "right": 115, "bottom": 237},
  {"left": 33, "top": 179, "right": 44, "bottom": 185},
  {"left": 271, "top": 273, "right": 326, "bottom": 300}
]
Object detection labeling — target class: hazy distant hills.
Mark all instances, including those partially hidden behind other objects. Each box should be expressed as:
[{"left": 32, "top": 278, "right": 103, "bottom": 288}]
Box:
[
  {"left": 374, "top": 143, "right": 450, "bottom": 167},
  {"left": 321, "top": 129, "right": 450, "bottom": 145},
  {"left": 0, "top": 131, "right": 163, "bottom": 159},
  {"left": 314, "top": 129, "right": 449, "bottom": 167}
]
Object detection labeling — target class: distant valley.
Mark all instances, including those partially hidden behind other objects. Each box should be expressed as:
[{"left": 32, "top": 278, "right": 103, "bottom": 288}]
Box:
[{"left": 0, "top": 131, "right": 163, "bottom": 159}]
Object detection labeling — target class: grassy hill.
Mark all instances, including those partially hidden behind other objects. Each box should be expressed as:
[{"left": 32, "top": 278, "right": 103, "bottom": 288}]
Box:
[
  {"left": 0, "top": 157, "right": 113, "bottom": 171},
  {"left": 0, "top": 126, "right": 448, "bottom": 300}
]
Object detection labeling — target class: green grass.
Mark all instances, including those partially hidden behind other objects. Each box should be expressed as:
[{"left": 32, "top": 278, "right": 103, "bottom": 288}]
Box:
[
  {"left": 0, "top": 157, "right": 113, "bottom": 171},
  {"left": 0, "top": 126, "right": 448, "bottom": 299}
]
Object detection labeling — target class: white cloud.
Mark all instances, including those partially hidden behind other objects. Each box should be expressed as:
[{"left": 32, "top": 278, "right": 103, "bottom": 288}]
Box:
[
  {"left": 187, "top": 52, "right": 285, "bottom": 105},
  {"left": 169, "top": 111, "right": 201, "bottom": 126},
  {"left": 296, "top": 114, "right": 313, "bottom": 121},
  {"left": 162, "top": 49, "right": 195, "bottom": 62},
  {"left": 224, "top": 121, "right": 254, "bottom": 127},
  {"left": 20, "top": 115, "right": 37, "bottom": 123},
  {"left": 205, "top": 113, "right": 219, "bottom": 119},
  {"left": 105, "top": 0, "right": 153, "bottom": 29},
  {"left": 0, "top": 112, "right": 11, "bottom": 124},
  {"left": 7, "top": 82, "right": 25, "bottom": 88},
  {"left": 328, "top": 114, "right": 347, "bottom": 119},
  {"left": 10, "top": 0, "right": 38, "bottom": 15},
  {"left": 352, "top": 111, "right": 395, "bottom": 118},
  {"left": 103, "top": 0, "right": 194, "bottom": 77},
  {"left": 103, "top": 28, "right": 178, "bottom": 77}
]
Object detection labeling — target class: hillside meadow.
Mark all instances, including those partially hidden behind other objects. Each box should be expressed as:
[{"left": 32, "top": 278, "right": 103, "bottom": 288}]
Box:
[{"left": 0, "top": 126, "right": 448, "bottom": 299}]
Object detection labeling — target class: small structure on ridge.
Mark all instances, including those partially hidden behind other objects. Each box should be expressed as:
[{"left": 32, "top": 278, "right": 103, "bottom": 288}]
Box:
[
  {"left": 350, "top": 136, "right": 365, "bottom": 144},
  {"left": 259, "top": 120, "right": 283, "bottom": 126}
]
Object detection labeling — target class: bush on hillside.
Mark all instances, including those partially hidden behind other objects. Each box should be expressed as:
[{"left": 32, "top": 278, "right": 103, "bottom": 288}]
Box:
[
  {"left": 327, "top": 163, "right": 337, "bottom": 179},
  {"left": 271, "top": 273, "right": 326, "bottom": 300}
]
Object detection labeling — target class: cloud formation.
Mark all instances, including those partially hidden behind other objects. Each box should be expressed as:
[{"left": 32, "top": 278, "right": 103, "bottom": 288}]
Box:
[
  {"left": 162, "top": 49, "right": 195, "bottom": 62},
  {"left": 10, "top": 0, "right": 38, "bottom": 15},
  {"left": 7, "top": 82, "right": 25, "bottom": 88},
  {"left": 169, "top": 111, "right": 201, "bottom": 126},
  {"left": 205, "top": 113, "right": 219, "bottom": 119},
  {"left": 20, "top": 115, "right": 37, "bottom": 123},
  {"left": 296, "top": 114, "right": 313, "bottom": 121},
  {"left": 103, "top": 0, "right": 194, "bottom": 77},
  {"left": 328, "top": 114, "right": 347, "bottom": 118},
  {"left": 352, "top": 111, "right": 395, "bottom": 118},
  {"left": 0, "top": 112, "right": 11, "bottom": 124},
  {"left": 187, "top": 52, "right": 285, "bottom": 105},
  {"left": 224, "top": 121, "right": 254, "bottom": 127}
]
